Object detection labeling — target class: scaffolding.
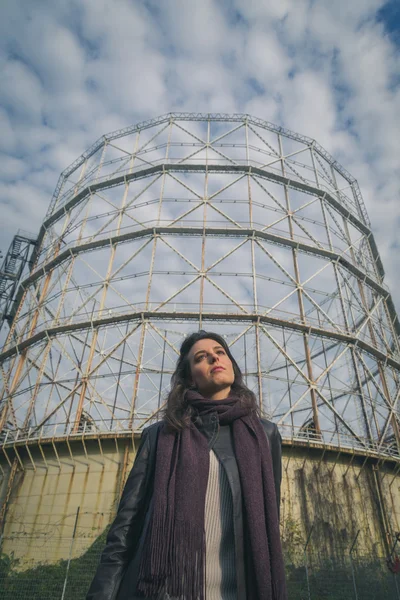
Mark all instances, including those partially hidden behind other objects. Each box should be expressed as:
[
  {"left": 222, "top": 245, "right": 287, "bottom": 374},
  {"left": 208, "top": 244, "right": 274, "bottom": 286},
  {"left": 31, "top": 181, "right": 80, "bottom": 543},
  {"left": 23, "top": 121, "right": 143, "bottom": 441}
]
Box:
[{"left": 0, "top": 231, "right": 36, "bottom": 333}]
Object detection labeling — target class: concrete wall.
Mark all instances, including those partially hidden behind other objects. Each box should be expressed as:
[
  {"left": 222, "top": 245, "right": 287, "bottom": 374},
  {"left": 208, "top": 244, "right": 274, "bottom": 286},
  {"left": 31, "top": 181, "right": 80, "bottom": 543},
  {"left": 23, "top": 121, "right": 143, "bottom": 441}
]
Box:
[
  {"left": 280, "top": 445, "right": 400, "bottom": 562},
  {"left": 0, "top": 437, "right": 399, "bottom": 567},
  {"left": 0, "top": 437, "right": 136, "bottom": 565}
]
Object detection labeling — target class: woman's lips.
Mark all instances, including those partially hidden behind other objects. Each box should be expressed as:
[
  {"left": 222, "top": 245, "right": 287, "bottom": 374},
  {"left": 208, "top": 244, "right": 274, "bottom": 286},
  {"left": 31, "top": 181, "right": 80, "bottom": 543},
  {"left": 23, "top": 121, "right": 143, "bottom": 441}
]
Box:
[{"left": 211, "top": 367, "right": 225, "bottom": 373}]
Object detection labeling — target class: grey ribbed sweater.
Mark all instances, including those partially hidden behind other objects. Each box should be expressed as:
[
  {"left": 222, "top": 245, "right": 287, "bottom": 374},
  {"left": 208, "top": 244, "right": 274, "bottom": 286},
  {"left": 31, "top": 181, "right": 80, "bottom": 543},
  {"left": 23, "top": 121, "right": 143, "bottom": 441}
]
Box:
[{"left": 203, "top": 450, "right": 237, "bottom": 600}]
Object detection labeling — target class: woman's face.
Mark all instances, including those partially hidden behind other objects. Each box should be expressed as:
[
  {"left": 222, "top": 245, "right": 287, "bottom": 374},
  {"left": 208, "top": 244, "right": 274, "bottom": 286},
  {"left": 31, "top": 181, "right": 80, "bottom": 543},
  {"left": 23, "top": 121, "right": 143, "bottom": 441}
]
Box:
[{"left": 187, "top": 338, "right": 235, "bottom": 399}]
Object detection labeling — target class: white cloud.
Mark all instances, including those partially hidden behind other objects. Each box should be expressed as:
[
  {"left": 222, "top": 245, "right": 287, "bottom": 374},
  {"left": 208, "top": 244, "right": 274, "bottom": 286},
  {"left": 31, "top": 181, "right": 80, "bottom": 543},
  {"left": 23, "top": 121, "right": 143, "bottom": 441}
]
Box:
[
  {"left": 155, "top": 0, "right": 234, "bottom": 58},
  {"left": 0, "top": 59, "right": 44, "bottom": 122},
  {"left": 0, "top": 107, "right": 17, "bottom": 152},
  {"left": 0, "top": 0, "right": 399, "bottom": 320},
  {"left": 232, "top": 0, "right": 291, "bottom": 22},
  {"left": 244, "top": 28, "right": 292, "bottom": 83},
  {"left": 281, "top": 71, "right": 337, "bottom": 143},
  {"left": 0, "top": 154, "right": 29, "bottom": 181},
  {"left": 0, "top": 180, "right": 50, "bottom": 238}
]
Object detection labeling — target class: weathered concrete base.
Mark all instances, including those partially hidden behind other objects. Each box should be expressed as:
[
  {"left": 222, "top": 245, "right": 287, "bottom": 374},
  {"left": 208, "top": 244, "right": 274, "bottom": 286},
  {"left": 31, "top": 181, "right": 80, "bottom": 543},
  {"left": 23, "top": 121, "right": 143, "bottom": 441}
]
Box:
[
  {"left": 0, "top": 436, "right": 137, "bottom": 565},
  {"left": 280, "top": 444, "right": 400, "bottom": 563},
  {"left": 1, "top": 436, "right": 399, "bottom": 567}
]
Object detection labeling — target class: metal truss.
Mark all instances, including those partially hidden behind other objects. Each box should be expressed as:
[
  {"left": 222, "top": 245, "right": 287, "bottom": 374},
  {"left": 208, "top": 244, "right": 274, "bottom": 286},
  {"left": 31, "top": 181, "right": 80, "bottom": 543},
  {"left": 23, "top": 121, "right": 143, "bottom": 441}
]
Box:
[
  {"left": 0, "top": 113, "right": 399, "bottom": 463},
  {"left": 0, "top": 231, "right": 36, "bottom": 334}
]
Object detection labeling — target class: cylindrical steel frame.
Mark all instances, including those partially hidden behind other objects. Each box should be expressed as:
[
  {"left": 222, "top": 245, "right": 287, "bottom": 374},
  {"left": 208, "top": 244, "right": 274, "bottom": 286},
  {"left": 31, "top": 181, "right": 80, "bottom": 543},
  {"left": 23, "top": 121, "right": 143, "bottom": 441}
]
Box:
[{"left": 0, "top": 113, "right": 399, "bottom": 460}]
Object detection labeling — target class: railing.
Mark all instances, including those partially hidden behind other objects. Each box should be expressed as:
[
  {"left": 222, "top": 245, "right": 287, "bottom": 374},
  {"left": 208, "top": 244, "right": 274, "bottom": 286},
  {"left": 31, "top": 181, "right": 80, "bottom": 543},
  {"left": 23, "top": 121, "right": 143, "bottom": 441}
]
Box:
[
  {"left": 16, "top": 229, "right": 37, "bottom": 241},
  {"left": 279, "top": 423, "right": 400, "bottom": 459},
  {"left": 1, "top": 420, "right": 398, "bottom": 461}
]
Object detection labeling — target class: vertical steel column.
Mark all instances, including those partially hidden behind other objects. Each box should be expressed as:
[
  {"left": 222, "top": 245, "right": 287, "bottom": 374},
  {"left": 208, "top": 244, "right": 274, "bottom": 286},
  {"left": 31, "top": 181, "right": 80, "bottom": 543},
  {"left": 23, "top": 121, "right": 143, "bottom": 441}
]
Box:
[
  {"left": 128, "top": 320, "right": 147, "bottom": 429},
  {"left": 255, "top": 318, "right": 263, "bottom": 411},
  {"left": 0, "top": 207, "right": 72, "bottom": 433},
  {"left": 73, "top": 164, "right": 132, "bottom": 433},
  {"left": 279, "top": 134, "right": 321, "bottom": 435},
  {"left": 199, "top": 118, "right": 210, "bottom": 330}
]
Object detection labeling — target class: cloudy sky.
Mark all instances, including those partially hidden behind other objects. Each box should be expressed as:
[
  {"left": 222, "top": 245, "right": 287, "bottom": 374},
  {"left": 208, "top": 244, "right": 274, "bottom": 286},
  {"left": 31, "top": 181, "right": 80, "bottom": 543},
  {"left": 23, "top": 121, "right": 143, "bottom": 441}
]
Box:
[{"left": 1, "top": 0, "right": 399, "bottom": 313}]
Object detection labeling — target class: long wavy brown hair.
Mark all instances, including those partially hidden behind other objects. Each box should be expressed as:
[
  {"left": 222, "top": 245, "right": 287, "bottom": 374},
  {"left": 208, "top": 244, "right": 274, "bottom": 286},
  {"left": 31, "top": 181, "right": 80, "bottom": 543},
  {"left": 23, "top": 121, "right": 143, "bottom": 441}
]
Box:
[{"left": 161, "top": 330, "right": 261, "bottom": 432}]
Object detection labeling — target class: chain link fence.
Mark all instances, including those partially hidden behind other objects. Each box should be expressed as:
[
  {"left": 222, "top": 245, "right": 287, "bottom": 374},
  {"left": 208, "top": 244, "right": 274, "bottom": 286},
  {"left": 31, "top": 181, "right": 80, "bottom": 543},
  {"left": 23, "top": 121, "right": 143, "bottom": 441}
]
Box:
[
  {"left": 284, "top": 552, "right": 400, "bottom": 600},
  {"left": 0, "top": 533, "right": 104, "bottom": 599},
  {"left": 1, "top": 529, "right": 399, "bottom": 599}
]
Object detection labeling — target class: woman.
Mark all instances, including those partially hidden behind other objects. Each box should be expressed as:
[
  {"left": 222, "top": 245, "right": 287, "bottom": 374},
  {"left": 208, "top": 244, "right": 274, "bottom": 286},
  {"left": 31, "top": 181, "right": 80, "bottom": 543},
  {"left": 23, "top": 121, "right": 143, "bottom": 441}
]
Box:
[{"left": 87, "top": 330, "right": 287, "bottom": 600}]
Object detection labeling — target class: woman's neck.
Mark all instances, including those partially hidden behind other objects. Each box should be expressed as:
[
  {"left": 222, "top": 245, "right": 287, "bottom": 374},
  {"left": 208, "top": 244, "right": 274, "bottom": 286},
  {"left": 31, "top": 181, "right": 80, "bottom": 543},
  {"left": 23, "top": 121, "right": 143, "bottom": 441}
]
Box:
[{"left": 202, "top": 387, "right": 232, "bottom": 400}]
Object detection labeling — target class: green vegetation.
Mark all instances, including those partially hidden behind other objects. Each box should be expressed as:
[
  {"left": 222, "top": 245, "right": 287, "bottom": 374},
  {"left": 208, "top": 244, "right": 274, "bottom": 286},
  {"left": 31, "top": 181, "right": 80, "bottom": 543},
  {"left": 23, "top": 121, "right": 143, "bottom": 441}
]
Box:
[
  {"left": 0, "top": 529, "right": 108, "bottom": 600},
  {"left": 0, "top": 530, "right": 398, "bottom": 599},
  {"left": 285, "top": 557, "right": 398, "bottom": 600}
]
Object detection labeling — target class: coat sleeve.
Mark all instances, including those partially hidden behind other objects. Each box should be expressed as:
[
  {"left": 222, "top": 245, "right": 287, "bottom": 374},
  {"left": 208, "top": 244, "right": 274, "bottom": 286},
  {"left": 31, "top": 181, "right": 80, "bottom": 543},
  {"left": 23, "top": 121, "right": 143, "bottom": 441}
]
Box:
[
  {"left": 272, "top": 424, "right": 283, "bottom": 521},
  {"left": 86, "top": 426, "right": 152, "bottom": 600}
]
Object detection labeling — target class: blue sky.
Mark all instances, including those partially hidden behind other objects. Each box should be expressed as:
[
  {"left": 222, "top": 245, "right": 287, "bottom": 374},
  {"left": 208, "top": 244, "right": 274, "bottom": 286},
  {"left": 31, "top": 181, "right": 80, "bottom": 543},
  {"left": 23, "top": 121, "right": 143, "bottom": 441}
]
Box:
[{"left": 0, "top": 0, "right": 400, "bottom": 312}]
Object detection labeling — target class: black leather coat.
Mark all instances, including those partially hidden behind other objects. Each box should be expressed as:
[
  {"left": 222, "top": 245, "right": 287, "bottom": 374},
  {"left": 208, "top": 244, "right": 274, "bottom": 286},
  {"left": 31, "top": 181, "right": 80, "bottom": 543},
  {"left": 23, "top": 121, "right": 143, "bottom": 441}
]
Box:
[{"left": 86, "top": 414, "right": 283, "bottom": 600}]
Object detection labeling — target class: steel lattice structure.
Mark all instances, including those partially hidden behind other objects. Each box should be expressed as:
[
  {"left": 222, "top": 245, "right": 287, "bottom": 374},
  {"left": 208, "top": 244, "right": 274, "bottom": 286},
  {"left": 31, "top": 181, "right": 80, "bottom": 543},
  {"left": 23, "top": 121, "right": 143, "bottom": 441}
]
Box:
[
  {"left": 0, "top": 113, "right": 399, "bottom": 459},
  {"left": 0, "top": 231, "right": 36, "bottom": 335}
]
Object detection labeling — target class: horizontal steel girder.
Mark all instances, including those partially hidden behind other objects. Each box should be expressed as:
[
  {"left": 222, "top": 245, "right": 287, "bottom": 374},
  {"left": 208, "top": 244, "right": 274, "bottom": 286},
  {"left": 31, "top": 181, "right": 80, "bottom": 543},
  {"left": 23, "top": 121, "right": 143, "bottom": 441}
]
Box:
[
  {"left": 16, "top": 226, "right": 400, "bottom": 338},
  {"left": 1, "top": 310, "right": 400, "bottom": 372},
  {"left": 46, "top": 113, "right": 368, "bottom": 225},
  {"left": 33, "top": 163, "right": 383, "bottom": 276}
]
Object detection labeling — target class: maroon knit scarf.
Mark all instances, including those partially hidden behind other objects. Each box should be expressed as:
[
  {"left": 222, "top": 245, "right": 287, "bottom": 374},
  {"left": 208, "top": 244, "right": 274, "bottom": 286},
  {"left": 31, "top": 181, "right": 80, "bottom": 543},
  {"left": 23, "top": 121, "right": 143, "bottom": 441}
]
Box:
[{"left": 136, "top": 391, "right": 287, "bottom": 599}]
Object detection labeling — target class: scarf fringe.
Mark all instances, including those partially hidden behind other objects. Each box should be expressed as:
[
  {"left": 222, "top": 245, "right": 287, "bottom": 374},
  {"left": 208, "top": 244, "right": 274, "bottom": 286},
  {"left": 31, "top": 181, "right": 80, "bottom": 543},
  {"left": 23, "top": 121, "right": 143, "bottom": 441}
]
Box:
[{"left": 137, "top": 509, "right": 206, "bottom": 600}]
